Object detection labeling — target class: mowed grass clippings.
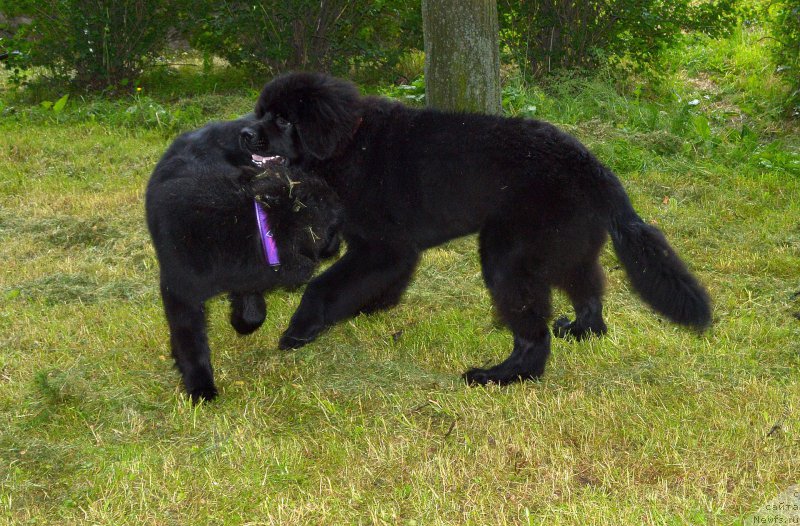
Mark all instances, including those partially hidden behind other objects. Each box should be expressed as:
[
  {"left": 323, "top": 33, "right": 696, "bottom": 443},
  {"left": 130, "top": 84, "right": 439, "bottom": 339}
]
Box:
[{"left": 1, "top": 30, "right": 799, "bottom": 526}]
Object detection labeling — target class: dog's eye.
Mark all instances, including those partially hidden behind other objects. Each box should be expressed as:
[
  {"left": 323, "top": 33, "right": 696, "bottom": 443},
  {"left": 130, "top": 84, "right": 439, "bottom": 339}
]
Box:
[{"left": 275, "top": 116, "right": 292, "bottom": 130}]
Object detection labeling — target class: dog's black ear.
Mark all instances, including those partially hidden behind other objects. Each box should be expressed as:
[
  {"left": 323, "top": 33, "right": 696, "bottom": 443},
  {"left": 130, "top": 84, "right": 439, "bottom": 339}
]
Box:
[
  {"left": 293, "top": 76, "right": 362, "bottom": 160},
  {"left": 254, "top": 97, "right": 267, "bottom": 119}
]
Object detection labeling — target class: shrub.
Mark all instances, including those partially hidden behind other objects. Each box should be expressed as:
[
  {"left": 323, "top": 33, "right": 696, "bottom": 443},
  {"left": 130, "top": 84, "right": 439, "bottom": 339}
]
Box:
[
  {"left": 499, "top": 0, "right": 740, "bottom": 77},
  {"left": 769, "top": 0, "right": 800, "bottom": 114},
  {"left": 0, "top": 0, "right": 177, "bottom": 91},
  {"left": 181, "top": 0, "right": 422, "bottom": 79}
]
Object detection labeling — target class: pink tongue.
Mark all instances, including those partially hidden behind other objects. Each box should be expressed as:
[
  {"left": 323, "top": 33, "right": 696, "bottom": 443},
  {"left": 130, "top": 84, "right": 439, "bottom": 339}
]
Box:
[{"left": 252, "top": 154, "right": 282, "bottom": 167}]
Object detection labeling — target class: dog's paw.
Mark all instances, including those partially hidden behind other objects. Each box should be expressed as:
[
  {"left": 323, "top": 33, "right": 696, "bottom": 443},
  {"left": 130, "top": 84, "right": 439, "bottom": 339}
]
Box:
[
  {"left": 230, "top": 293, "right": 266, "bottom": 335},
  {"left": 552, "top": 316, "right": 576, "bottom": 339},
  {"left": 279, "top": 321, "right": 326, "bottom": 350},
  {"left": 231, "top": 316, "right": 264, "bottom": 336},
  {"left": 462, "top": 368, "right": 494, "bottom": 386},
  {"left": 186, "top": 383, "right": 218, "bottom": 404},
  {"left": 278, "top": 333, "right": 312, "bottom": 350},
  {"left": 462, "top": 365, "right": 543, "bottom": 386},
  {"left": 180, "top": 366, "right": 218, "bottom": 403},
  {"left": 552, "top": 316, "right": 607, "bottom": 340},
  {"left": 279, "top": 302, "right": 327, "bottom": 349}
]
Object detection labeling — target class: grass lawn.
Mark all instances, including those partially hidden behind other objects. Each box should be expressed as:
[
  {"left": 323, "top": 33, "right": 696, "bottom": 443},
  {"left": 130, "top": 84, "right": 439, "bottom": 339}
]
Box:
[{"left": 0, "top": 28, "right": 798, "bottom": 525}]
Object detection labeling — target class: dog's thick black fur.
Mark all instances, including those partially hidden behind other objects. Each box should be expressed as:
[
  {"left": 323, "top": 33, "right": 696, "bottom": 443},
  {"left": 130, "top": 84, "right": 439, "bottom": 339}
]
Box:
[
  {"left": 146, "top": 116, "right": 342, "bottom": 401},
  {"left": 246, "top": 72, "right": 712, "bottom": 385}
]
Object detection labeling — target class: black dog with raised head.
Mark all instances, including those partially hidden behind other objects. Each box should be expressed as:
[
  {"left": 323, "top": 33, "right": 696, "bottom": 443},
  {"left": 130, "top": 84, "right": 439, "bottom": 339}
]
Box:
[
  {"left": 146, "top": 116, "right": 342, "bottom": 401},
  {"left": 245, "top": 72, "right": 712, "bottom": 385}
]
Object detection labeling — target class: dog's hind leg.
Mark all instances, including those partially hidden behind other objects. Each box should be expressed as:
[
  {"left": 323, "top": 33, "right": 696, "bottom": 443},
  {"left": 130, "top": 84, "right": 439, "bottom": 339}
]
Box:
[
  {"left": 552, "top": 260, "right": 608, "bottom": 340},
  {"left": 160, "top": 284, "right": 217, "bottom": 402},
  {"left": 229, "top": 292, "right": 266, "bottom": 335},
  {"left": 280, "top": 242, "right": 419, "bottom": 349},
  {"left": 464, "top": 226, "right": 553, "bottom": 385}
]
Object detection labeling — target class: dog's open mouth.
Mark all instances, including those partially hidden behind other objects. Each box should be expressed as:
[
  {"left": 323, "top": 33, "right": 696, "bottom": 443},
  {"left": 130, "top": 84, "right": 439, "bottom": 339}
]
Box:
[{"left": 251, "top": 154, "right": 286, "bottom": 168}]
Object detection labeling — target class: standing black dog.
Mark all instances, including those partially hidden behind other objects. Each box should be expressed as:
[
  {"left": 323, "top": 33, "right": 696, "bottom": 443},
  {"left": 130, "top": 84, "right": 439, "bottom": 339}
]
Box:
[
  {"left": 243, "top": 72, "right": 711, "bottom": 385},
  {"left": 146, "top": 116, "right": 342, "bottom": 401}
]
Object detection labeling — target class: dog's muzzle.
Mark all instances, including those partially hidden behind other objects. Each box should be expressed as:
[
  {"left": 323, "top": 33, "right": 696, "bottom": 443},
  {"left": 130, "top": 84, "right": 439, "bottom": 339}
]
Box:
[{"left": 240, "top": 127, "right": 285, "bottom": 167}]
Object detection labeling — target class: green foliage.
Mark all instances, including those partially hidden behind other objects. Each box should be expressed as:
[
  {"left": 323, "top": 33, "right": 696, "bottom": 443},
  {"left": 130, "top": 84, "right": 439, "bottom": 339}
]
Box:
[
  {"left": 0, "top": 87, "right": 259, "bottom": 140},
  {"left": 499, "top": 0, "right": 740, "bottom": 77},
  {"left": 380, "top": 75, "right": 426, "bottom": 104},
  {"left": 768, "top": 0, "right": 800, "bottom": 114},
  {"left": 0, "top": 0, "right": 178, "bottom": 91},
  {"left": 38, "top": 94, "right": 68, "bottom": 113},
  {"left": 394, "top": 49, "right": 426, "bottom": 83},
  {"left": 181, "top": 0, "right": 422, "bottom": 78}
]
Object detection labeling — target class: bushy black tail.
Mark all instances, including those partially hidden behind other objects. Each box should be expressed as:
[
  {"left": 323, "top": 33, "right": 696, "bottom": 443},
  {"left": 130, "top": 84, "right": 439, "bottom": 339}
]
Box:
[{"left": 606, "top": 188, "right": 712, "bottom": 329}]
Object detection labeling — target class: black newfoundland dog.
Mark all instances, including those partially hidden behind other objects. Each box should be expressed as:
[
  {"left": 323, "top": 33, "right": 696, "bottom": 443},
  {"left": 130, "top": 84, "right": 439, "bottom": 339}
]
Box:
[
  {"left": 243, "top": 72, "right": 712, "bottom": 385},
  {"left": 146, "top": 116, "right": 342, "bottom": 400}
]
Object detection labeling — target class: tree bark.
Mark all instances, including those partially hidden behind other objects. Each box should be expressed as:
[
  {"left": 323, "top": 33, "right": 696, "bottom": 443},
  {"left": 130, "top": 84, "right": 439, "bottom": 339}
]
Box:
[{"left": 422, "top": 0, "right": 501, "bottom": 115}]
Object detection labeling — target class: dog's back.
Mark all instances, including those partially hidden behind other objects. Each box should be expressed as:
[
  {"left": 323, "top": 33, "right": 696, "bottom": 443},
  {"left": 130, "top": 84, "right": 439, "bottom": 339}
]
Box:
[
  {"left": 146, "top": 120, "right": 258, "bottom": 289},
  {"left": 249, "top": 72, "right": 710, "bottom": 385}
]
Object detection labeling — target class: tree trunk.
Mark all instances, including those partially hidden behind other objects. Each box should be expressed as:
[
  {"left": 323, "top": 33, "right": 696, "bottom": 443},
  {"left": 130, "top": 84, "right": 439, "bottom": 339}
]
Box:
[{"left": 422, "top": 0, "right": 501, "bottom": 115}]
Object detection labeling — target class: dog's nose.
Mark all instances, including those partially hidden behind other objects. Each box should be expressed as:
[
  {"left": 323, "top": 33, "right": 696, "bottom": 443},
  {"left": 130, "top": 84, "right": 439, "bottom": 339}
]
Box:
[{"left": 240, "top": 127, "right": 257, "bottom": 142}]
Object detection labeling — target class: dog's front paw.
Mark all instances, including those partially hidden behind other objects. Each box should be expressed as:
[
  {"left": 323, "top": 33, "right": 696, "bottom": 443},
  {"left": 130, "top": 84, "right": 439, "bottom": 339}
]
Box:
[
  {"left": 278, "top": 324, "right": 324, "bottom": 350},
  {"left": 278, "top": 321, "right": 325, "bottom": 350},
  {"left": 178, "top": 363, "right": 218, "bottom": 403},
  {"left": 279, "top": 333, "right": 311, "bottom": 350},
  {"left": 279, "top": 296, "right": 328, "bottom": 349},
  {"left": 187, "top": 384, "right": 218, "bottom": 403},
  {"left": 183, "top": 375, "right": 218, "bottom": 403}
]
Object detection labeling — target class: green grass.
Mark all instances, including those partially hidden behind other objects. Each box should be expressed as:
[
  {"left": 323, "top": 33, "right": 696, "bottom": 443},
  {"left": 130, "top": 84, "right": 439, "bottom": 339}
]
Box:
[{"left": 1, "top": 27, "right": 799, "bottom": 525}]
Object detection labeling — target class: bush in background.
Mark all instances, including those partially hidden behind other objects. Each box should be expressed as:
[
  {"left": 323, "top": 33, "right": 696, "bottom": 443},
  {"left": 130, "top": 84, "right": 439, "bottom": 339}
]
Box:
[
  {"left": 769, "top": 0, "right": 800, "bottom": 114},
  {"left": 182, "top": 0, "right": 422, "bottom": 80},
  {"left": 499, "top": 0, "right": 740, "bottom": 77},
  {"left": 0, "top": 0, "right": 177, "bottom": 91}
]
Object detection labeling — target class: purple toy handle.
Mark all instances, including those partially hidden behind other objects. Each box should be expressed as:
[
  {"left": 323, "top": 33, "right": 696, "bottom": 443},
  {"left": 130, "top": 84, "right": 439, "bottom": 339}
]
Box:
[{"left": 254, "top": 200, "right": 280, "bottom": 267}]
